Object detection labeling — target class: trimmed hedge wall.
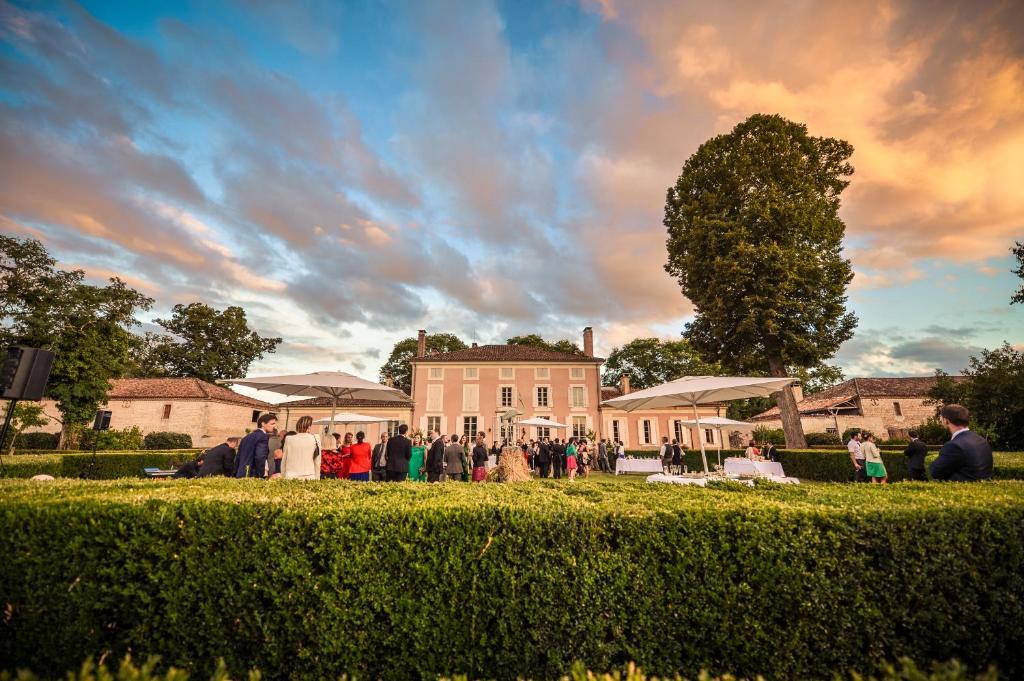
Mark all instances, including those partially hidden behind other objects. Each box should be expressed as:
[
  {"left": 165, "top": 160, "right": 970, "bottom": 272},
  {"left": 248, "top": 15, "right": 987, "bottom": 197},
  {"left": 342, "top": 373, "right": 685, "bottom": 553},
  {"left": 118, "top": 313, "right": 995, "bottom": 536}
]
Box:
[
  {"left": 0, "top": 452, "right": 200, "bottom": 479},
  {"left": 143, "top": 432, "right": 194, "bottom": 450},
  {"left": 13, "top": 432, "right": 59, "bottom": 450},
  {"left": 618, "top": 449, "right": 1024, "bottom": 482},
  {"left": 1, "top": 480, "right": 1022, "bottom": 680}
]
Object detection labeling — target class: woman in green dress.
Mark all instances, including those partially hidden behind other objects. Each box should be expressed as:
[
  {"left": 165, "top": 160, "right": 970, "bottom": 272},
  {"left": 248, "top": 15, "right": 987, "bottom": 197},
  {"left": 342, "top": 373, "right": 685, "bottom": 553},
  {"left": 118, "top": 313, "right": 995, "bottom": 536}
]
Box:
[
  {"left": 863, "top": 433, "right": 887, "bottom": 483},
  {"left": 408, "top": 435, "right": 427, "bottom": 481}
]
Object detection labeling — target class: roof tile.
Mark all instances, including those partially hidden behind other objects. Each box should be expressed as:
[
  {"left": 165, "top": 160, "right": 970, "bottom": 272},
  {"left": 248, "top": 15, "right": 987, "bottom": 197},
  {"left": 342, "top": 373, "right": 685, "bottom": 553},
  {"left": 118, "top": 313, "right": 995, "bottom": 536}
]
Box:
[
  {"left": 413, "top": 344, "right": 602, "bottom": 363},
  {"left": 107, "top": 378, "right": 272, "bottom": 409}
]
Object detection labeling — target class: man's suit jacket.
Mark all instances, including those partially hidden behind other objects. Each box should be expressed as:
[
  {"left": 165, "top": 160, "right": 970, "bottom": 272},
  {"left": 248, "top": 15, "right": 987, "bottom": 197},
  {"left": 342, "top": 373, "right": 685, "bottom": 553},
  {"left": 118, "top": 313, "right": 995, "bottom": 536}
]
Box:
[
  {"left": 235, "top": 429, "right": 269, "bottom": 478},
  {"left": 198, "top": 443, "right": 235, "bottom": 477},
  {"left": 903, "top": 439, "right": 929, "bottom": 471},
  {"left": 537, "top": 442, "right": 551, "bottom": 464},
  {"left": 444, "top": 443, "right": 464, "bottom": 475},
  {"left": 426, "top": 437, "right": 446, "bottom": 473},
  {"left": 385, "top": 434, "right": 412, "bottom": 473},
  {"left": 929, "top": 431, "right": 993, "bottom": 482}
]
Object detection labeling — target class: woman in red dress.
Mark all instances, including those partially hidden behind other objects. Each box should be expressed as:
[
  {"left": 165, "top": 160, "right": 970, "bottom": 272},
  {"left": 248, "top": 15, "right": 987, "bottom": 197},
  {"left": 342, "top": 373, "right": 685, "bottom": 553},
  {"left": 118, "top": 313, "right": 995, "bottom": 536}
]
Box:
[
  {"left": 338, "top": 431, "right": 354, "bottom": 479},
  {"left": 320, "top": 433, "right": 344, "bottom": 479},
  {"left": 348, "top": 431, "right": 372, "bottom": 482}
]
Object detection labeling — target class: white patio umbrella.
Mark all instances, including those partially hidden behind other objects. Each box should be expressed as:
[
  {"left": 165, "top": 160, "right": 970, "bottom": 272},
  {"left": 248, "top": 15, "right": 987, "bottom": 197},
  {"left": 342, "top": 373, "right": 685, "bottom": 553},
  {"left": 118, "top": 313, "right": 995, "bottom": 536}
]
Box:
[
  {"left": 517, "top": 417, "right": 569, "bottom": 428},
  {"left": 602, "top": 376, "right": 794, "bottom": 476},
  {"left": 218, "top": 371, "right": 411, "bottom": 438},
  {"left": 676, "top": 416, "right": 752, "bottom": 468},
  {"left": 312, "top": 413, "right": 390, "bottom": 426}
]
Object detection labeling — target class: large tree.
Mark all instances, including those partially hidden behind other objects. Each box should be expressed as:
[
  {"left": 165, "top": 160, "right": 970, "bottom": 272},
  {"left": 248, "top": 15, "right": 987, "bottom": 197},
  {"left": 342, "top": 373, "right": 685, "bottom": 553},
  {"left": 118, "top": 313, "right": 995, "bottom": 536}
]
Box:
[
  {"left": 664, "top": 113, "right": 858, "bottom": 448},
  {"left": 379, "top": 333, "right": 467, "bottom": 394},
  {"left": 1012, "top": 241, "right": 1024, "bottom": 305},
  {"left": 506, "top": 334, "right": 583, "bottom": 355},
  {"left": 1, "top": 236, "right": 153, "bottom": 447},
  {"left": 928, "top": 343, "right": 1024, "bottom": 449},
  {"left": 130, "top": 303, "right": 281, "bottom": 382},
  {"left": 602, "top": 337, "right": 720, "bottom": 390}
]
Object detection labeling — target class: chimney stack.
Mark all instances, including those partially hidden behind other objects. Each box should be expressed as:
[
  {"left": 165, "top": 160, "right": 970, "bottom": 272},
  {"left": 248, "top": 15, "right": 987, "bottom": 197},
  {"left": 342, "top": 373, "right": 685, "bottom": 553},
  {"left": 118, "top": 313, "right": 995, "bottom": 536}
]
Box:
[
  {"left": 384, "top": 376, "right": 394, "bottom": 388},
  {"left": 583, "top": 326, "right": 594, "bottom": 357},
  {"left": 471, "top": 342, "right": 478, "bottom": 348},
  {"left": 791, "top": 381, "right": 804, "bottom": 404},
  {"left": 620, "top": 373, "right": 631, "bottom": 395},
  {"left": 417, "top": 329, "right": 426, "bottom": 357}
]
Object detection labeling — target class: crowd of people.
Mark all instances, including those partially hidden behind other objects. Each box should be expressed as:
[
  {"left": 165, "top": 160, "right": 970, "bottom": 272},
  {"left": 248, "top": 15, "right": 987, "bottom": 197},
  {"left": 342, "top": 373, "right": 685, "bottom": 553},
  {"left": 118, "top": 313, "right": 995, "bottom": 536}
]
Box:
[
  {"left": 173, "top": 402, "right": 993, "bottom": 484},
  {"left": 845, "top": 403, "right": 993, "bottom": 483}
]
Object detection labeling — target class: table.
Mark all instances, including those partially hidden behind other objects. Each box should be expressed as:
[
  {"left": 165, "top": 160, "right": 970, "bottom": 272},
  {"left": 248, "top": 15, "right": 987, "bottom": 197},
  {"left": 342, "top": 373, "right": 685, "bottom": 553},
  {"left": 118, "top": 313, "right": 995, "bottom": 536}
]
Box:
[
  {"left": 615, "top": 458, "right": 664, "bottom": 475},
  {"left": 723, "top": 458, "right": 786, "bottom": 477}
]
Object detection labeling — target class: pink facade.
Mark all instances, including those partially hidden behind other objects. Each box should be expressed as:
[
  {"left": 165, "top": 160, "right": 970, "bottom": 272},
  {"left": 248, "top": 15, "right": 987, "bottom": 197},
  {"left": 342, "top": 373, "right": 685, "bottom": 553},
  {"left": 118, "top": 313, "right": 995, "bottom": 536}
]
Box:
[{"left": 408, "top": 328, "right": 731, "bottom": 450}]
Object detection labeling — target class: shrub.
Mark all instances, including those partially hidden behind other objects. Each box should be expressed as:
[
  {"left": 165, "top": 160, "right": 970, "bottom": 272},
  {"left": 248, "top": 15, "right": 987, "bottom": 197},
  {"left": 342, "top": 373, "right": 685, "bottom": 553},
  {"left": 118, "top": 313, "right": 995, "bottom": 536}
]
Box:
[
  {"left": 916, "top": 417, "right": 951, "bottom": 445},
  {"left": 0, "top": 480, "right": 1021, "bottom": 680},
  {"left": 751, "top": 425, "right": 785, "bottom": 445},
  {"left": 142, "top": 432, "right": 194, "bottom": 450},
  {"left": 14, "top": 432, "right": 60, "bottom": 450},
  {"left": 805, "top": 431, "right": 842, "bottom": 446},
  {"left": 842, "top": 426, "right": 866, "bottom": 442},
  {"left": 78, "top": 426, "right": 144, "bottom": 451},
  {"left": 0, "top": 452, "right": 197, "bottom": 479}
]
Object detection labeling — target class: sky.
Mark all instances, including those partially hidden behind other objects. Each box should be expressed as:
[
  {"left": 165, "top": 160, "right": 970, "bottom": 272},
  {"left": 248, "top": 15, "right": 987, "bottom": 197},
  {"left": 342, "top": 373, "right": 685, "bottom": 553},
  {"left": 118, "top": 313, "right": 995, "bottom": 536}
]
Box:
[{"left": 1, "top": 0, "right": 1022, "bottom": 386}]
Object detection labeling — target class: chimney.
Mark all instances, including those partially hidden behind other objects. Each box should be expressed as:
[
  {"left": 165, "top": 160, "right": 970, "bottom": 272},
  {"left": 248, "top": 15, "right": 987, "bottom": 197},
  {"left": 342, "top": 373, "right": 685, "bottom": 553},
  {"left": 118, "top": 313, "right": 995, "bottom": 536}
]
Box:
[
  {"left": 583, "top": 326, "right": 594, "bottom": 357},
  {"left": 620, "top": 374, "right": 631, "bottom": 395},
  {"left": 416, "top": 329, "right": 426, "bottom": 357},
  {"left": 384, "top": 376, "right": 394, "bottom": 388},
  {"left": 471, "top": 342, "right": 478, "bottom": 348}
]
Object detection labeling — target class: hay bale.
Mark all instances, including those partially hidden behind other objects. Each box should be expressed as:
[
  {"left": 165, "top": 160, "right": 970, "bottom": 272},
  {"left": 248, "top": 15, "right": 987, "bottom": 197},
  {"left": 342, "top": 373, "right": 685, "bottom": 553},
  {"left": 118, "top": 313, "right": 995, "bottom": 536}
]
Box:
[{"left": 489, "top": 446, "right": 531, "bottom": 483}]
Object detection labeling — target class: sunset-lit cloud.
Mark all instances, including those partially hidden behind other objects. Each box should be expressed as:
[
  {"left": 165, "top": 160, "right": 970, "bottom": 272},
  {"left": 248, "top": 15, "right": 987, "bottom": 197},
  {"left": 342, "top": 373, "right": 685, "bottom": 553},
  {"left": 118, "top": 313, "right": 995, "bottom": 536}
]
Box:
[{"left": 0, "top": 0, "right": 1020, "bottom": 380}]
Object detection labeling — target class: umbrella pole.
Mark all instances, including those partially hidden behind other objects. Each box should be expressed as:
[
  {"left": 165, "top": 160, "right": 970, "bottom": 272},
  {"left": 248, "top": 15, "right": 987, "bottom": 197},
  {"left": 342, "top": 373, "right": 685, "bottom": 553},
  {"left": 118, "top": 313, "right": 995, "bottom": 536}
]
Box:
[
  {"left": 692, "top": 402, "right": 710, "bottom": 476},
  {"left": 329, "top": 396, "right": 337, "bottom": 445},
  {"left": 717, "top": 427, "right": 723, "bottom": 469}
]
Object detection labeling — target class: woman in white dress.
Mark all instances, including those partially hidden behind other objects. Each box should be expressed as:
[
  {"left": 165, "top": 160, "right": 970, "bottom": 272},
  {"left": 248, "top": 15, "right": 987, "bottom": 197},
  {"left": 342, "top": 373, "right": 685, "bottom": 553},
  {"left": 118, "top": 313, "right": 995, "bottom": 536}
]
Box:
[{"left": 281, "top": 415, "right": 322, "bottom": 480}]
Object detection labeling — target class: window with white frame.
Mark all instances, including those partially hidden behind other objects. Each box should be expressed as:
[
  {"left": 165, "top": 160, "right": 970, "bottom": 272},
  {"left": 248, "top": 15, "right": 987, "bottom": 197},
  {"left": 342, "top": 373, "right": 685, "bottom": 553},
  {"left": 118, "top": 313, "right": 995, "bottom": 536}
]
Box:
[
  {"left": 535, "top": 367, "right": 550, "bottom": 379},
  {"left": 464, "top": 367, "right": 478, "bottom": 379},
  {"left": 427, "top": 416, "right": 441, "bottom": 434},
  {"left": 500, "top": 423, "right": 513, "bottom": 442},
  {"left": 536, "top": 386, "right": 549, "bottom": 407},
  {"left": 642, "top": 419, "right": 654, "bottom": 445},
  {"left": 705, "top": 428, "right": 714, "bottom": 444},
  {"left": 570, "top": 386, "right": 585, "bottom": 408},
  {"left": 612, "top": 420, "right": 621, "bottom": 444},
  {"left": 429, "top": 367, "right": 443, "bottom": 379},
  {"left": 500, "top": 386, "right": 513, "bottom": 408},
  {"left": 537, "top": 426, "right": 550, "bottom": 439},
  {"left": 463, "top": 384, "right": 479, "bottom": 411},
  {"left": 500, "top": 367, "right": 514, "bottom": 379},
  {"left": 674, "top": 420, "right": 686, "bottom": 445},
  {"left": 572, "top": 416, "right": 587, "bottom": 438},
  {"left": 570, "top": 367, "right": 584, "bottom": 379},
  {"left": 463, "top": 416, "right": 478, "bottom": 438},
  {"left": 385, "top": 420, "right": 402, "bottom": 436},
  {"left": 426, "top": 384, "right": 443, "bottom": 412}
]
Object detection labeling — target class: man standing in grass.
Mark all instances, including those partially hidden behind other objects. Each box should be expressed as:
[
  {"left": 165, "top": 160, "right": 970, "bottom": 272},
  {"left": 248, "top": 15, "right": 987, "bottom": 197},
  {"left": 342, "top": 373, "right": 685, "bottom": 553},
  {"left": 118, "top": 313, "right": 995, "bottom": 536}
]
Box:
[
  {"left": 847, "top": 431, "right": 865, "bottom": 482},
  {"left": 929, "top": 405, "right": 993, "bottom": 482},
  {"left": 235, "top": 413, "right": 276, "bottom": 478},
  {"left": 903, "top": 430, "right": 928, "bottom": 481}
]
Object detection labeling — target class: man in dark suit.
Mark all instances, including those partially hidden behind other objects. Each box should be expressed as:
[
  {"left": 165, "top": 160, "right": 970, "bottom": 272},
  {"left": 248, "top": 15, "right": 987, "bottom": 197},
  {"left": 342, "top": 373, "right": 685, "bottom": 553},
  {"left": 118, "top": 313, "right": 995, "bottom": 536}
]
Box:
[
  {"left": 425, "top": 429, "right": 446, "bottom": 483},
  {"left": 384, "top": 423, "right": 412, "bottom": 482},
  {"left": 235, "top": 413, "right": 276, "bottom": 478},
  {"left": 551, "top": 438, "right": 564, "bottom": 479},
  {"left": 903, "top": 430, "right": 929, "bottom": 481},
  {"left": 198, "top": 437, "right": 239, "bottom": 478},
  {"left": 929, "top": 404, "right": 993, "bottom": 482},
  {"left": 537, "top": 438, "right": 552, "bottom": 478}
]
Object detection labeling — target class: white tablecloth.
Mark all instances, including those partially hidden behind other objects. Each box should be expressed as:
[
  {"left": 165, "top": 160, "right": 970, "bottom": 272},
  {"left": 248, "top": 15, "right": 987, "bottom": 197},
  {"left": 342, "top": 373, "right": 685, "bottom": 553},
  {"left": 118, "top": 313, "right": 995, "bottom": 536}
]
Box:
[
  {"left": 615, "top": 458, "right": 664, "bottom": 475},
  {"left": 724, "top": 457, "right": 786, "bottom": 477}
]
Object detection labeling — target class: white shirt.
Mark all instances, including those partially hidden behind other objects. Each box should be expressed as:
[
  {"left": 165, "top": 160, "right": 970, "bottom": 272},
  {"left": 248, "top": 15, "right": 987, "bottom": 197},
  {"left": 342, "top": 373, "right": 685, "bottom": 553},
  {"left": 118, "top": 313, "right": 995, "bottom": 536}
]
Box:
[
  {"left": 950, "top": 428, "right": 970, "bottom": 440},
  {"left": 848, "top": 439, "right": 863, "bottom": 459}
]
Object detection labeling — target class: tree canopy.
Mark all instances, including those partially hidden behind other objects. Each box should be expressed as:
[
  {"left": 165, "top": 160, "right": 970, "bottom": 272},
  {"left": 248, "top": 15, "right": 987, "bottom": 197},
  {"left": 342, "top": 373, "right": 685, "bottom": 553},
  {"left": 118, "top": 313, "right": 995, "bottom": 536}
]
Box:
[
  {"left": 602, "top": 337, "right": 719, "bottom": 390},
  {"left": 379, "top": 333, "right": 467, "bottom": 394},
  {"left": 664, "top": 113, "right": 858, "bottom": 447},
  {"left": 129, "top": 303, "right": 281, "bottom": 383},
  {"left": 928, "top": 343, "right": 1024, "bottom": 449},
  {"left": 1012, "top": 241, "right": 1023, "bottom": 305},
  {"left": 1, "top": 236, "right": 153, "bottom": 445},
  {"left": 506, "top": 334, "right": 583, "bottom": 355}
]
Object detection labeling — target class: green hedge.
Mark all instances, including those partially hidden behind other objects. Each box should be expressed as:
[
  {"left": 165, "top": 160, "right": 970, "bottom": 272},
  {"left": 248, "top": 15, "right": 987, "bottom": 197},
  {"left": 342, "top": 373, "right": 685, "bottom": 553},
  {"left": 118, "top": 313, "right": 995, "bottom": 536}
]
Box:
[
  {"left": 1, "top": 480, "right": 1022, "bottom": 680},
  {"left": 0, "top": 655, "right": 1002, "bottom": 681},
  {"left": 143, "top": 432, "right": 194, "bottom": 450},
  {"left": 0, "top": 452, "right": 199, "bottom": 479},
  {"left": 619, "top": 449, "right": 1024, "bottom": 482},
  {"left": 14, "top": 432, "right": 59, "bottom": 450}
]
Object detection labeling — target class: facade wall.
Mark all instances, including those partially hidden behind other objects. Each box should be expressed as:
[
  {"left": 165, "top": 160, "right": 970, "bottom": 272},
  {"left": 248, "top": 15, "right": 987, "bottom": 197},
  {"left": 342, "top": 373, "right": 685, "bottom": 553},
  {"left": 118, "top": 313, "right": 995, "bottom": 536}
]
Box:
[
  {"left": 410, "top": 361, "right": 602, "bottom": 442},
  {"left": 18, "top": 398, "right": 263, "bottom": 448}
]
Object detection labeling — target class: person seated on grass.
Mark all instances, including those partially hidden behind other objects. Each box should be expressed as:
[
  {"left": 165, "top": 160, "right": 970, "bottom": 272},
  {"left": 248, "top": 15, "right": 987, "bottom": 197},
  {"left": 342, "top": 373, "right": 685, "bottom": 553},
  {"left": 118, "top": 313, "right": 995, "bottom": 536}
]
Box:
[
  {"left": 172, "top": 453, "right": 204, "bottom": 479},
  {"left": 862, "top": 433, "right": 887, "bottom": 484},
  {"left": 929, "top": 404, "right": 993, "bottom": 482},
  {"left": 197, "top": 437, "right": 240, "bottom": 478}
]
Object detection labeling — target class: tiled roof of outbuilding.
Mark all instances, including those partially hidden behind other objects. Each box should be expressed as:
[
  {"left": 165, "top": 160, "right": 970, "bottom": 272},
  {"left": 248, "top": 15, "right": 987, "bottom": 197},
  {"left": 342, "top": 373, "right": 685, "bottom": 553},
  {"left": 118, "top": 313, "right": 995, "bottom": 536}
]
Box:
[
  {"left": 107, "top": 378, "right": 271, "bottom": 409},
  {"left": 751, "top": 376, "right": 967, "bottom": 420}
]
